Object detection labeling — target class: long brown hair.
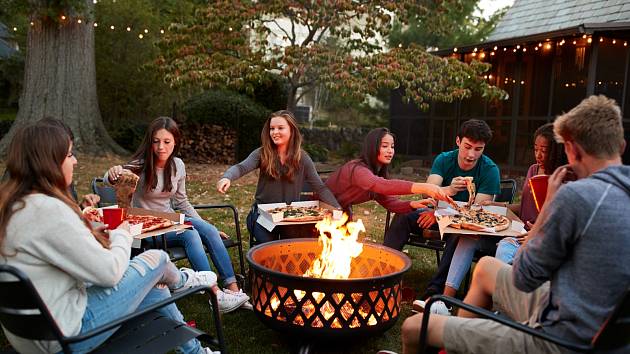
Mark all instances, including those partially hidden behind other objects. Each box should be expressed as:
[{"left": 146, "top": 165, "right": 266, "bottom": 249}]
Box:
[
  {"left": 0, "top": 124, "right": 110, "bottom": 255},
  {"left": 260, "top": 110, "right": 302, "bottom": 181},
  {"left": 129, "top": 117, "right": 181, "bottom": 193}
]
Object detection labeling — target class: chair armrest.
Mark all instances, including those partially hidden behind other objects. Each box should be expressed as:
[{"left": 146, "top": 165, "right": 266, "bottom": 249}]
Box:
[
  {"left": 418, "top": 295, "right": 592, "bottom": 353},
  {"left": 65, "top": 285, "right": 213, "bottom": 343}
]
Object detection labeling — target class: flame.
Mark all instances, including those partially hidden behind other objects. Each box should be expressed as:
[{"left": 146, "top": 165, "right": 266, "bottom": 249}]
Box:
[{"left": 304, "top": 213, "right": 365, "bottom": 279}]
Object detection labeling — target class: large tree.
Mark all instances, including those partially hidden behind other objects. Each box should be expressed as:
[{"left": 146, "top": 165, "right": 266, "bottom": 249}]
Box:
[
  {"left": 0, "top": 0, "right": 125, "bottom": 154},
  {"left": 156, "top": 0, "right": 506, "bottom": 112},
  {"left": 389, "top": 0, "right": 508, "bottom": 49}
]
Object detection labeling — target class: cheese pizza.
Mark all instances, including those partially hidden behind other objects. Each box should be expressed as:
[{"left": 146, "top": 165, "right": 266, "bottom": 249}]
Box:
[
  {"left": 449, "top": 208, "right": 510, "bottom": 232},
  {"left": 125, "top": 214, "right": 174, "bottom": 233},
  {"left": 82, "top": 206, "right": 103, "bottom": 223}
]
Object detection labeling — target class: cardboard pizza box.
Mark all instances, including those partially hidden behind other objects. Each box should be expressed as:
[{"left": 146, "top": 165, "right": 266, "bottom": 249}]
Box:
[
  {"left": 257, "top": 200, "right": 343, "bottom": 231},
  {"left": 98, "top": 206, "right": 191, "bottom": 242},
  {"left": 434, "top": 201, "right": 526, "bottom": 238}
]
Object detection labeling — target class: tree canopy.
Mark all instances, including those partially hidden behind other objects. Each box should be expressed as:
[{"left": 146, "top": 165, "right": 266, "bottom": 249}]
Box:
[{"left": 156, "top": 0, "right": 506, "bottom": 111}]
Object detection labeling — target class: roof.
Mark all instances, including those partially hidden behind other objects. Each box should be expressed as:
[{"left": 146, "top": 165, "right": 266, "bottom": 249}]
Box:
[{"left": 488, "top": 0, "right": 630, "bottom": 42}]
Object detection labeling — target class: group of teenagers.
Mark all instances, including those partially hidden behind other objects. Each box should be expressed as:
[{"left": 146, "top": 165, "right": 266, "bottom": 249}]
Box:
[{"left": 0, "top": 94, "right": 628, "bottom": 354}]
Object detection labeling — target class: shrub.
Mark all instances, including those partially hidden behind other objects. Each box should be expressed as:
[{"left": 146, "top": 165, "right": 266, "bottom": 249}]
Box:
[
  {"left": 183, "top": 90, "right": 270, "bottom": 160},
  {"left": 303, "top": 143, "right": 329, "bottom": 162},
  {"left": 108, "top": 121, "right": 149, "bottom": 153}
]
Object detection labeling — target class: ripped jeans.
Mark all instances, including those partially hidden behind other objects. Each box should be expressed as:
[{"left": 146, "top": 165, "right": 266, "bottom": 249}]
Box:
[{"left": 68, "top": 250, "right": 204, "bottom": 354}]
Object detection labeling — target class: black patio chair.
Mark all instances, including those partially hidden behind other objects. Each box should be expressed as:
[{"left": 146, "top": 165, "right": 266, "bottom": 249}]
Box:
[
  {"left": 91, "top": 177, "right": 246, "bottom": 281},
  {"left": 0, "top": 264, "right": 226, "bottom": 354},
  {"left": 418, "top": 288, "right": 630, "bottom": 353},
  {"left": 384, "top": 178, "right": 518, "bottom": 266}
]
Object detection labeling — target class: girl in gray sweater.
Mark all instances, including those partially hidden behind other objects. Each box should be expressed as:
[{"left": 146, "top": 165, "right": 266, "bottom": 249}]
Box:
[
  {"left": 217, "top": 110, "right": 341, "bottom": 244},
  {"left": 0, "top": 122, "right": 218, "bottom": 354}
]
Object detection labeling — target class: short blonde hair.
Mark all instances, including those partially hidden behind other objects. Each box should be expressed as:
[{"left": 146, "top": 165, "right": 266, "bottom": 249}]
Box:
[{"left": 554, "top": 95, "right": 624, "bottom": 158}]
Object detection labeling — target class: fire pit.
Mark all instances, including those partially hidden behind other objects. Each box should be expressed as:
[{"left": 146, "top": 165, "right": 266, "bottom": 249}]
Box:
[{"left": 247, "top": 237, "right": 411, "bottom": 339}]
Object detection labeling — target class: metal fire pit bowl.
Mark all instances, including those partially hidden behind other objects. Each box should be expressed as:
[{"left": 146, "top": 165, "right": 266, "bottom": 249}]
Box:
[{"left": 247, "top": 238, "right": 411, "bottom": 339}]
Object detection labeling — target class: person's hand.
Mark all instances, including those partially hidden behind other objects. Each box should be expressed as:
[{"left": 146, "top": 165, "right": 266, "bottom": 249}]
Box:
[
  {"left": 219, "top": 231, "right": 230, "bottom": 239},
  {"left": 479, "top": 200, "right": 494, "bottom": 206},
  {"left": 446, "top": 176, "right": 467, "bottom": 196},
  {"left": 547, "top": 165, "right": 571, "bottom": 202},
  {"left": 417, "top": 210, "right": 436, "bottom": 229},
  {"left": 410, "top": 198, "right": 436, "bottom": 210},
  {"left": 422, "top": 184, "right": 455, "bottom": 205},
  {"left": 216, "top": 178, "right": 231, "bottom": 194},
  {"left": 107, "top": 165, "right": 125, "bottom": 183},
  {"left": 80, "top": 194, "right": 100, "bottom": 209}
]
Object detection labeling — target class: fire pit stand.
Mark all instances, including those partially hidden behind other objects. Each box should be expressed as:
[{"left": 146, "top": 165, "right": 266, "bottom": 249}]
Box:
[{"left": 247, "top": 238, "right": 411, "bottom": 350}]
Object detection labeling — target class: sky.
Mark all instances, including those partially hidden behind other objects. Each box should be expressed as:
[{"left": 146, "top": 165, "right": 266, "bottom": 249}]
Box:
[{"left": 478, "top": 0, "right": 515, "bottom": 18}]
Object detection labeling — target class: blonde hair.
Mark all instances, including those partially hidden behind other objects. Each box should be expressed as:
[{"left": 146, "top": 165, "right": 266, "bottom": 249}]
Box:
[
  {"left": 260, "top": 110, "right": 302, "bottom": 181},
  {"left": 554, "top": 95, "right": 624, "bottom": 158}
]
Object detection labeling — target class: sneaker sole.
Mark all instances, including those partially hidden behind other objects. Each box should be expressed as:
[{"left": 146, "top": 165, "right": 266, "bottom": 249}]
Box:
[{"left": 217, "top": 296, "right": 250, "bottom": 314}]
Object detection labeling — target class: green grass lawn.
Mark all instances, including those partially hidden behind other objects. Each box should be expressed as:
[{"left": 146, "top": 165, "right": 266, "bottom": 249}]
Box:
[{"left": 0, "top": 155, "right": 443, "bottom": 354}]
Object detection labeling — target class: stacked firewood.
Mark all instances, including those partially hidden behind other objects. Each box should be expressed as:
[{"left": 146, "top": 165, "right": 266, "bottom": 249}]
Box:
[{"left": 178, "top": 123, "right": 237, "bottom": 164}]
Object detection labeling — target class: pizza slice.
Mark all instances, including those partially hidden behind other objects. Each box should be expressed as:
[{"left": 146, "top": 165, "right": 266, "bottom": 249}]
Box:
[
  {"left": 125, "top": 214, "right": 174, "bottom": 233},
  {"left": 113, "top": 170, "right": 139, "bottom": 209},
  {"left": 463, "top": 176, "right": 476, "bottom": 207},
  {"left": 82, "top": 206, "right": 103, "bottom": 223}
]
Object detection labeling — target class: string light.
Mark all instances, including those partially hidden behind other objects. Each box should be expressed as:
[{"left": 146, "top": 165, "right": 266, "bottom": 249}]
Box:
[
  {"left": 144, "top": 29, "right": 148, "bottom": 33},
  {"left": 61, "top": 15, "right": 66, "bottom": 20},
  {"left": 12, "top": 27, "right": 17, "bottom": 31},
  {"left": 138, "top": 34, "right": 143, "bottom": 39},
  {"left": 453, "top": 47, "right": 458, "bottom": 52},
  {"left": 126, "top": 27, "right": 131, "bottom": 31},
  {"left": 160, "top": 29, "right": 164, "bottom": 34},
  {"left": 516, "top": 45, "right": 520, "bottom": 49},
  {"left": 110, "top": 25, "right": 115, "bottom": 30},
  {"left": 600, "top": 37, "right": 604, "bottom": 42},
  {"left": 545, "top": 43, "right": 552, "bottom": 50},
  {"left": 93, "top": 22, "right": 98, "bottom": 27},
  {"left": 612, "top": 39, "right": 616, "bottom": 44},
  {"left": 587, "top": 38, "right": 592, "bottom": 43},
  {"left": 77, "top": 19, "right": 82, "bottom": 24},
  {"left": 582, "top": 34, "right": 587, "bottom": 39},
  {"left": 30, "top": 22, "right": 34, "bottom": 26},
  {"left": 493, "top": 46, "right": 498, "bottom": 50}
]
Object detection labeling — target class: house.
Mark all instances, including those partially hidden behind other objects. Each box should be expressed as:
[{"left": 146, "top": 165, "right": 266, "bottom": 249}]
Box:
[
  {"left": 0, "top": 23, "right": 18, "bottom": 58},
  {"left": 390, "top": 0, "right": 630, "bottom": 170}
]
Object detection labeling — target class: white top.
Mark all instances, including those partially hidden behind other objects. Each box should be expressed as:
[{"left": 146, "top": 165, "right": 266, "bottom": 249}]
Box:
[{"left": 0, "top": 194, "right": 132, "bottom": 354}]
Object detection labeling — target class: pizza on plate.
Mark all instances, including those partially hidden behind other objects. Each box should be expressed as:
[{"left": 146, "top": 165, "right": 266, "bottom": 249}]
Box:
[
  {"left": 449, "top": 208, "right": 510, "bottom": 232},
  {"left": 125, "top": 214, "right": 174, "bottom": 233},
  {"left": 82, "top": 206, "right": 103, "bottom": 223},
  {"left": 113, "top": 170, "right": 139, "bottom": 209},
  {"left": 266, "top": 205, "right": 331, "bottom": 222}
]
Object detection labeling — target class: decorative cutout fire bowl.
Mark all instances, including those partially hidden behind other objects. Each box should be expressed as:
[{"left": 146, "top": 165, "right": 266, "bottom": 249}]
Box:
[{"left": 247, "top": 238, "right": 411, "bottom": 339}]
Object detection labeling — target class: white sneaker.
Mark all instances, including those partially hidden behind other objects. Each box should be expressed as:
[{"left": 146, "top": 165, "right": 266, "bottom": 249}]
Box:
[
  {"left": 174, "top": 268, "right": 217, "bottom": 294},
  {"left": 412, "top": 300, "right": 451, "bottom": 316},
  {"left": 223, "top": 288, "right": 253, "bottom": 311},
  {"left": 203, "top": 347, "right": 220, "bottom": 354},
  {"left": 213, "top": 290, "right": 249, "bottom": 314}
]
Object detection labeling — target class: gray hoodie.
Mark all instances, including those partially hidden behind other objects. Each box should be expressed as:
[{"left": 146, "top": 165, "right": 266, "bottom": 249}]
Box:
[{"left": 513, "top": 165, "right": 630, "bottom": 344}]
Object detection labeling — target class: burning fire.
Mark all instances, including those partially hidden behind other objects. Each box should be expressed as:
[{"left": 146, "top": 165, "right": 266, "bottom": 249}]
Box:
[{"left": 304, "top": 213, "right": 365, "bottom": 279}]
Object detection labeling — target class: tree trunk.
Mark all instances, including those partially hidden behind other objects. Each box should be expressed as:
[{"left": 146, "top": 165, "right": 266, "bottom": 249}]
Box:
[
  {"left": 286, "top": 84, "right": 298, "bottom": 112},
  {"left": 0, "top": 2, "right": 126, "bottom": 155}
]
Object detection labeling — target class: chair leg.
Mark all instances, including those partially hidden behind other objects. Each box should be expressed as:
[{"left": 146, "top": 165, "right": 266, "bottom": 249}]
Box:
[{"left": 435, "top": 250, "right": 441, "bottom": 265}]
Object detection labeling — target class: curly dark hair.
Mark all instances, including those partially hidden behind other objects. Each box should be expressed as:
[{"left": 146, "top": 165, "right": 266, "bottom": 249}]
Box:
[
  {"left": 534, "top": 123, "right": 566, "bottom": 173},
  {"left": 458, "top": 119, "right": 493, "bottom": 143}
]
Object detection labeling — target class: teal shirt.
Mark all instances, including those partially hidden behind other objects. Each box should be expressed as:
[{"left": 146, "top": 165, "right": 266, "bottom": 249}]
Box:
[{"left": 430, "top": 149, "right": 501, "bottom": 202}]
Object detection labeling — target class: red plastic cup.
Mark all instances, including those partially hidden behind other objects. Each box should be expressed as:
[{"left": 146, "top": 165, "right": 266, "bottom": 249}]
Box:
[
  {"left": 102, "top": 208, "right": 124, "bottom": 229},
  {"left": 529, "top": 175, "right": 549, "bottom": 212}
]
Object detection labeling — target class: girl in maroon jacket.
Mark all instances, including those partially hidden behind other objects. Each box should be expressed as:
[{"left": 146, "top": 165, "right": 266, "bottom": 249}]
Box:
[{"left": 325, "top": 128, "right": 452, "bottom": 219}]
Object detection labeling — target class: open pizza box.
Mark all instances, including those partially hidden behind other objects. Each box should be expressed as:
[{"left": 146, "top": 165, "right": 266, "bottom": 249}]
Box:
[
  {"left": 99, "top": 206, "right": 191, "bottom": 247},
  {"left": 257, "top": 200, "right": 343, "bottom": 232},
  {"left": 434, "top": 201, "right": 526, "bottom": 238}
]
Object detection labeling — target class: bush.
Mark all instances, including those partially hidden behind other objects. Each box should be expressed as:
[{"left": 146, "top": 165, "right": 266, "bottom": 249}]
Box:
[
  {"left": 240, "top": 73, "right": 288, "bottom": 112},
  {"left": 303, "top": 143, "right": 329, "bottom": 162},
  {"left": 108, "top": 121, "right": 149, "bottom": 153},
  {"left": 183, "top": 90, "right": 270, "bottom": 160}
]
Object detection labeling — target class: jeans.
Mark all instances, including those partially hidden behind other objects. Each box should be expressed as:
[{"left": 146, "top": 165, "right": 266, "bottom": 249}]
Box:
[
  {"left": 69, "top": 250, "right": 203, "bottom": 354},
  {"left": 495, "top": 237, "right": 520, "bottom": 265},
  {"left": 383, "top": 208, "right": 429, "bottom": 250},
  {"left": 157, "top": 228, "right": 213, "bottom": 272},
  {"left": 186, "top": 216, "right": 237, "bottom": 286},
  {"left": 445, "top": 236, "right": 499, "bottom": 291},
  {"left": 246, "top": 204, "right": 317, "bottom": 245}
]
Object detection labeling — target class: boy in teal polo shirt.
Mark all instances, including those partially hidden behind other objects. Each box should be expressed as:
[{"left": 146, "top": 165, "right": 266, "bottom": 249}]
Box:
[{"left": 384, "top": 119, "right": 500, "bottom": 314}]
